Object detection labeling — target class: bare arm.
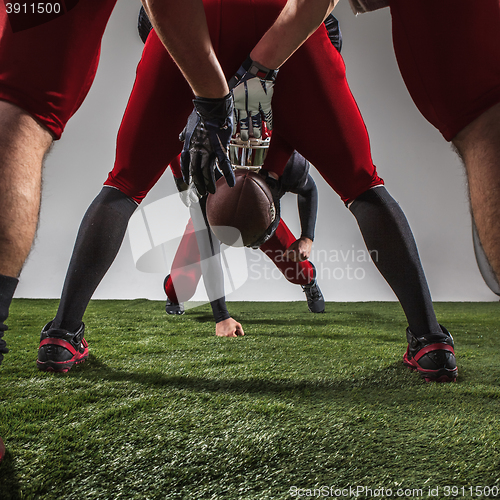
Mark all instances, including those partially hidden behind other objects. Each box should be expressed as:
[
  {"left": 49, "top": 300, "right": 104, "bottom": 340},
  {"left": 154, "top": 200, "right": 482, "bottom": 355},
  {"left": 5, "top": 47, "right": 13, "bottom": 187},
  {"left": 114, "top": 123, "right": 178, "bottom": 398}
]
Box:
[
  {"left": 141, "top": 0, "right": 229, "bottom": 98},
  {"left": 142, "top": 0, "right": 337, "bottom": 96},
  {"left": 250, "top": 0, "right": 339, "bottom": 69}
]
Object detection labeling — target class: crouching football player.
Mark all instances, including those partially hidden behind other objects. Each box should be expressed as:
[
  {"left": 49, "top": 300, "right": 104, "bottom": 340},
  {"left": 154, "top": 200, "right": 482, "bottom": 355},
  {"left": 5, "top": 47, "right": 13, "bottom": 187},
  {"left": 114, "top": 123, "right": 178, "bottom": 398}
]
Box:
[{"left": 164, "top": 151, "right": 325, "bottom": 317}]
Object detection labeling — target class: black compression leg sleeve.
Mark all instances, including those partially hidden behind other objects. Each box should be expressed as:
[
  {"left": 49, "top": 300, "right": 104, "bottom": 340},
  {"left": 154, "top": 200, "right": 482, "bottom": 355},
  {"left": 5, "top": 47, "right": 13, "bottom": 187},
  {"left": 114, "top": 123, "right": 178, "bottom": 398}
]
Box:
[
  {"left": 349, "top": 186, "right": 441, "bottom": 337},
  {"left": 0, "top": 274, "right": 19, "bottom": 363},
  {"left": 52, "top": 187, "right": 137, "bottom": 332}
]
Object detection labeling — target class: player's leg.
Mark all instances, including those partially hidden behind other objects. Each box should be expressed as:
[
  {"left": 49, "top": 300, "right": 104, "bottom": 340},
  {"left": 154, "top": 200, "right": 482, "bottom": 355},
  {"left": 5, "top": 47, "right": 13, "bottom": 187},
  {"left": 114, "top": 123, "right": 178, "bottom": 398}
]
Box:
[
  {"left": 259, "top": 219, "right": 325, "bottom": 312},
  {"left": 0, "top": 0, "right": 116, "bottom": 365},
  {"left": 390, "top": 0, "right": 500, "bottom": 290},
  {"left": 347, "top": 186, "right": 456, "bottom": 382},
  {"left": 38, "top": 32, "right": 194, "bottom": 371},
  {"left": 0, "top": 102, "right": 53, "bottom": 277},
  {"left": 453, "top": 103, "right": 500, "bottom": 289},
  {"left": 164, "top": 218, "right": 202, "bottom": 315},
  {"left": 270, "top": 27, "right": 456, "bottom": 381},
  {"left": 36, "top": 186, "right": 137, "bottom": 372},
  {"left": 0, "top": 101, "right": 53, "bottom": 363}
]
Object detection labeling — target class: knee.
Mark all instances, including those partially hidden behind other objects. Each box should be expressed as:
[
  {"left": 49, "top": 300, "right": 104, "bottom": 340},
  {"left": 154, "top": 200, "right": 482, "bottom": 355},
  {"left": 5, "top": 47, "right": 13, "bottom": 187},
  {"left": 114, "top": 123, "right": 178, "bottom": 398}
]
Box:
[
  {"left": 0, "top": 100, "right": 53, "bottom": 148},
  {"left": 453, "top": 102, "right": 500, "bottom": 155}
]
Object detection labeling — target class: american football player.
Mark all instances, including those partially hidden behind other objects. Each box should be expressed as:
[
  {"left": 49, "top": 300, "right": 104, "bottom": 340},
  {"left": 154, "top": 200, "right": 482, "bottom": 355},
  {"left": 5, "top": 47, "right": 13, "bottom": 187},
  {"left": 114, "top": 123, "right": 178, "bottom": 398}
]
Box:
[
  {"left": 165, "top": 150, "right": 325, "bottom": 321},
  {"left": 348, "top": 0, "right": 500, "bottom": 296},
  {"left": 148, "top": 8, "right": 341, "bottom": 319}
]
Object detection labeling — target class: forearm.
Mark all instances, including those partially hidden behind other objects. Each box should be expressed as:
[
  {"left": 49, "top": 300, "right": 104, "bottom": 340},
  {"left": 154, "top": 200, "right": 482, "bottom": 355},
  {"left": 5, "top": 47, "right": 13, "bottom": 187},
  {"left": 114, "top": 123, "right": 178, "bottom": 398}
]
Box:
[
  {"left": 190, "top": 199, "right": 230, "bottom": 323},
  {"left": 210, "top": 297, "right": 231, "bottom": 324},
  {"left": 296, "top": 175, "right": 318, "bottom": 241},
  {"left": 141, "top": 0, "right": 229, "bottom": 98},
  {"left": 250, "top": 0, "right": 338, "bottom": 69}
]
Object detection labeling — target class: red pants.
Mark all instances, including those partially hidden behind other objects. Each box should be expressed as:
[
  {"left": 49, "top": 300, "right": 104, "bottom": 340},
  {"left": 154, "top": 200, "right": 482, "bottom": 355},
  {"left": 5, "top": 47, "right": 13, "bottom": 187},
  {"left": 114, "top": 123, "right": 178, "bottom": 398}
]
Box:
[
  {"left": 0, "top": 0, "right": 117, "bottom": 139},
  {"left": 390, "top": 0, "right": 500, "bottom": 141},
  {"left": 165, "top": 217, "right": 314, "bottom": 303},
  {"left": 105, "top": 0, "right": 382, "bottom": 204}
]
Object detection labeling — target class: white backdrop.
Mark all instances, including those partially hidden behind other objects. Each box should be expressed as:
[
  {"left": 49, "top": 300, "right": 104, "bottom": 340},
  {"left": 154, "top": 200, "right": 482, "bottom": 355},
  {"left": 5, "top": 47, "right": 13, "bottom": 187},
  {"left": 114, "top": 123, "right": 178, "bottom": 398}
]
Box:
[{"left": 15, "top": 0, "right": 497, "bottom": 303}]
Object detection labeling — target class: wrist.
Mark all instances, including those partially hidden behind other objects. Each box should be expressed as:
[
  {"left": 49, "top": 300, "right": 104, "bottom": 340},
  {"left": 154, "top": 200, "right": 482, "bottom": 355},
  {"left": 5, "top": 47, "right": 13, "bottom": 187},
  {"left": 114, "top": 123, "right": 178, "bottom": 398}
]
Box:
[
  {"left": 193, "top": 93, "right": 233, "bottom": 125},
  {"left": 240, "top": 55, "right": 279, "bottom": 81},
  {"left": 229, "top": 55, "right": 279, "bottom": 89},
  {"left": 174, "top": 176, "right": 188, "bottom": 192}
]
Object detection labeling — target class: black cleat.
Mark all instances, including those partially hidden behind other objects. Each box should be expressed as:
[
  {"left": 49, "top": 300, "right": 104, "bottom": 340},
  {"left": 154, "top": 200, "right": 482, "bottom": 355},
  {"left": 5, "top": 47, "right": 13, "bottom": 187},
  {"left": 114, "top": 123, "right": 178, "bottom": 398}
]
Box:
[
  {"left": 301, "top": 277, "right": 325, "bottom": 313},
  {"left": 37, "top": 321, "right": 89, "bottom": 373},
  {"left": 165, "top": 299, "right": 185, "bottom": 315},
  {"left": 403, "top": 325, "right": 457, "bottom": 382},
  {"left": 163, "top": 274, "right": 185, "bottom": 315}
]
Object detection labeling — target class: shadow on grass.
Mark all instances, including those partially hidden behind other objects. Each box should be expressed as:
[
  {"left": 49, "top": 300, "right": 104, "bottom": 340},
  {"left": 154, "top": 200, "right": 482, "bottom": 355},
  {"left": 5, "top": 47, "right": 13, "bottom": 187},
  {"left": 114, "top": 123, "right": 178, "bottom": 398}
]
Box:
[
  {"left": 184, "top": 309, "right": 406, "bottom": 342},
  {"left": 69, "top": 355, "right": 429, "bottom": 401},
  {"left": 0, "top": 449, "right": 22, "bottom": 500},
  {"left": 188, "top": 312, "right": 217, "bottom": 324}
]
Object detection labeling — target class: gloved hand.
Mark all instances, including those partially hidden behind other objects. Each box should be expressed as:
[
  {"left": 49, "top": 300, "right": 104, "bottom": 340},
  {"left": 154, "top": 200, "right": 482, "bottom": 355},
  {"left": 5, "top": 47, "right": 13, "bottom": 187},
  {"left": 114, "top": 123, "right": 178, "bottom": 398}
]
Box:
[
  {"left": 180, "top": 93, "right": 235, "bottom": 196},
  {"left": 229, "top": 56, "right": 278, "bottom": 141},
  {"left": 174, "top": 176, "right": 201, "bottom": 208}
]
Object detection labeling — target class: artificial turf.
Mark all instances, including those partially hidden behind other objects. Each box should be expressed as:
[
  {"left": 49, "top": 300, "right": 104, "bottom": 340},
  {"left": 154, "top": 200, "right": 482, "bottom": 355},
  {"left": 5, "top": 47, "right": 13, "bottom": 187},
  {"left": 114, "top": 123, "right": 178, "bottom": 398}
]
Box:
[{"left": 0, "top": 299, "right": 499, "bottom": 499}]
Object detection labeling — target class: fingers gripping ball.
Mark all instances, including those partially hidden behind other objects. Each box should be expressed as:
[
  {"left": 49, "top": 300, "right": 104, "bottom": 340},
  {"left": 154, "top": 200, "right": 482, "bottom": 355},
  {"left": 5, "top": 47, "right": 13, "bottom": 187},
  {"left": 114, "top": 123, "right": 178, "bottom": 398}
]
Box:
[
  {"left": 206, "top": 169, "right": 279, "bottom": 248},
  {"left": 180, "top": 94, "right": 235, "bottom": 196}
]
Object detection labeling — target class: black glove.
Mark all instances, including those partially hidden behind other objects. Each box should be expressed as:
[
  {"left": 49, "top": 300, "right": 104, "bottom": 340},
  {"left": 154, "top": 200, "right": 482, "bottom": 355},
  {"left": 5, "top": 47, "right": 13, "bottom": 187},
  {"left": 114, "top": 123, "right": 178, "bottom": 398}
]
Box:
[{"left": 180, "top": 94, "right": 235, "bottom": 197}]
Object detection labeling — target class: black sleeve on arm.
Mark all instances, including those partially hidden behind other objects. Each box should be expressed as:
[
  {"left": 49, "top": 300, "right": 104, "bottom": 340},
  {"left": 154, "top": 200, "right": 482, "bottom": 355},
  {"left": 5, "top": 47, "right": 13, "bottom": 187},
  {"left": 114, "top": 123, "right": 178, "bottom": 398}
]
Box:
[
  {"left": 323, "top": 14, "right": 342, "bottom": 53},
  {"left": 138, "top": 6, "right": 153, "bottom": 44},
  {"left": 296, "top": 174, "right": 318, "bottom": 241},
  {"left": 190, "top": 197, "right": 230, "bottom": 324}
]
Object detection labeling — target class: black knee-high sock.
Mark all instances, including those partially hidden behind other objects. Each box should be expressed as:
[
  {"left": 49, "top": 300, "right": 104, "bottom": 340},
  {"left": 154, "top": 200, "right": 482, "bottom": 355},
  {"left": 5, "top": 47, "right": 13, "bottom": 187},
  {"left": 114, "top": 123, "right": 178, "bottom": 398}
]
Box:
[
  {"left": 0, "top": 274, "right": 19, "bottom": 363},
  {"left": 349, "top": 186, "right": 441, "bottom": 337},
  {"left": 52, "top": 187, "right": 137, "bottom": 332}
]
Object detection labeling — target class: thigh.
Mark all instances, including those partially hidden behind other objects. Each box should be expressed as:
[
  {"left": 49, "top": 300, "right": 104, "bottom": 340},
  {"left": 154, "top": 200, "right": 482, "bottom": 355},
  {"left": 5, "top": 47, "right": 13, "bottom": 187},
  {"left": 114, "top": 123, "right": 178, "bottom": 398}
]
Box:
[
  {"left": 105, "top": 32, "right": 194, "bottom": 202},
  {"left": 390, "top": 0, "right": 500, "bottom": 141},
  {"left": 0, "top": 0, "right": 117, "bottom": 139}
]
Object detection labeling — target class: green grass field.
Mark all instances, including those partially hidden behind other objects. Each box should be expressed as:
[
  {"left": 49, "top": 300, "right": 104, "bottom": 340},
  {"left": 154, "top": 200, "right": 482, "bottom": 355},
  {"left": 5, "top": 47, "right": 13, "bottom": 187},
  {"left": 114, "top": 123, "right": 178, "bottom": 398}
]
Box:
[{"left": 1, "top": 299, "right": 499, "bottom": 499}]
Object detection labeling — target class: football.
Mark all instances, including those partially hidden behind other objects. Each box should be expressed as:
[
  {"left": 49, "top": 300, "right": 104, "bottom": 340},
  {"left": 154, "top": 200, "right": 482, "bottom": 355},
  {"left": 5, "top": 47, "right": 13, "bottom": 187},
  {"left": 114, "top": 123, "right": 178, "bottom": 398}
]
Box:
[{"left": 206, "top": 169, "right": 276, "bottom": 247}]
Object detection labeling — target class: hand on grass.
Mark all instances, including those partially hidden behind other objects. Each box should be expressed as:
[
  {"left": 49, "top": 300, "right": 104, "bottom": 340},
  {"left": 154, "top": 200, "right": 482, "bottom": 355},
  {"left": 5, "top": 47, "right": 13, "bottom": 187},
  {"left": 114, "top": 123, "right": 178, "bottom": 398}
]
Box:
[{"left": 216, "top": 318, "right": 245, "bottom": 337}]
